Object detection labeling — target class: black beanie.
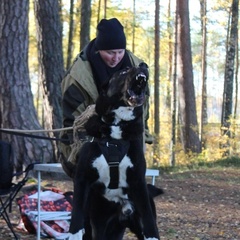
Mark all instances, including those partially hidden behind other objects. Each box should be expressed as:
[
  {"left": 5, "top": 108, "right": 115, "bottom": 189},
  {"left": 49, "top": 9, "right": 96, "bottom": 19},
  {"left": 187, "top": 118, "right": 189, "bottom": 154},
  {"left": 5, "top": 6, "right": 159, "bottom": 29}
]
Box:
[{"left": 95, "top": 18, "right": 126, "bottom": 50}]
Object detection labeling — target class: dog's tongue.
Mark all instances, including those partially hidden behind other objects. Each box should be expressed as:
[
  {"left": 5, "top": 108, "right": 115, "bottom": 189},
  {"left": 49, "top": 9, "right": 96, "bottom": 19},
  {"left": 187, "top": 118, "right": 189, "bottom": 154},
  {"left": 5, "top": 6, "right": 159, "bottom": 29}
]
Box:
[{"left": 127, "top": 91, "right": 145, "bottom": 107}]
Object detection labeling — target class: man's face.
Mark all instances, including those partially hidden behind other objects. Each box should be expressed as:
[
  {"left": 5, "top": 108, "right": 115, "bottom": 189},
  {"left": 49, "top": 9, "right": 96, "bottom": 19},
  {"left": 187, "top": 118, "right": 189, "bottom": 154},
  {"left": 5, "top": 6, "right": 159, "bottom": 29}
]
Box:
[{"left": 99, "top": 49, "right": 125, "bottom": 68}]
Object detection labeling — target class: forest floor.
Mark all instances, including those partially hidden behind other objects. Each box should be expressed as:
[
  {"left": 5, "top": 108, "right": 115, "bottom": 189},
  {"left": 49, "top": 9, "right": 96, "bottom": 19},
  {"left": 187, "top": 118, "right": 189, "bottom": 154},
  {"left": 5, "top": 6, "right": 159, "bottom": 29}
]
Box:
[{"left": 1, "top": 166, "right": 240, "bottom": 240}]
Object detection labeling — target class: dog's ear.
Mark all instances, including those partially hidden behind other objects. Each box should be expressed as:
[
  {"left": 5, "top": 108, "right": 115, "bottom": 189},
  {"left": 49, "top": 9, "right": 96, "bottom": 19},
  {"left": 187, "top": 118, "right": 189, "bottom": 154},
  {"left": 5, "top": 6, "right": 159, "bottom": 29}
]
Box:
[
  {"left": 139, "top": 62, "right": 149, "bottom": 79},
  {"left": 139, "top": 62, "right": 148, "bottom": 69}
]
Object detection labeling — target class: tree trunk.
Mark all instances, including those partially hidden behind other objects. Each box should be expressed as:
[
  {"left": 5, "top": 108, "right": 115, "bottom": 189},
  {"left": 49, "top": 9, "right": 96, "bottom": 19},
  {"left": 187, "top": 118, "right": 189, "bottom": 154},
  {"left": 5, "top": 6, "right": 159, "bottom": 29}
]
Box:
[
  {"left": 34, "top": 0, "right": 64, "bottom": 130},
  {"left": 171, "top": 0, "right": 178, "bottom": 166},
  {"left": 97, "top": 0, "right": 101, "bottom": 24},
  {"left": 153, "top": 0, "right": 160, "bottom": 165},
  {"left": 233, "top": 32, "right": 239, "bottom": 119},
  {"left": 104, "top": 0, "right": 107, "bottom": 18},
  {"left": 34, "top": 0, "right": 64, "bottom": 160},
  {"left": 177, "top": 0, "right": 201, "bottom": 153},
  {"left": 200, "top": 0, "right": 208, "bottom": 146},
  {"left": 132, "top": 0, "right": 136, "bottom": 53},
  {"left": 0, "top": 0, "right": 53, "bottom": 170},
  {"left": 232, "top": 21, "right": 239, "bottom": 153},
  {"left": 221, "top": 0, "right": 239, "bottom": 137},
  {"left": 66, "top": 0, "right": 75, "bottom": 70},
  {"left": 80, "top": 0, "right": 91, "bottom": 50},
  {"left": 166, "top": 0, "right": 173, "bottom": 109}
]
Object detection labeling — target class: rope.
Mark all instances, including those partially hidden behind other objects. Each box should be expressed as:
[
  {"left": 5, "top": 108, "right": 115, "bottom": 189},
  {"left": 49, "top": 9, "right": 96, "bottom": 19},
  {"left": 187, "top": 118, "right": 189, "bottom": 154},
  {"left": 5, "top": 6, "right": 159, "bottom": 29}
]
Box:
[
  {"left": 0, "top": 127, "right": 73, "bottom": 142},
  {"left": 0, "top": 104, "right": 96, "bottom": 144},
  {"left": 0, "top": 126, "right": 73, "bottom": 133}
]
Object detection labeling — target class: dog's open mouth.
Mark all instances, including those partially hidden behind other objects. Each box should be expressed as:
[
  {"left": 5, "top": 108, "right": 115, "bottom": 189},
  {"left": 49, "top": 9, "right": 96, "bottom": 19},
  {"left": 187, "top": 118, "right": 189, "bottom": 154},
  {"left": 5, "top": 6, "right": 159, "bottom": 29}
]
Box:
[
  {"left": 126, "top": 73, "right": 147, "bottom": 107},
  {"left": 127, "top": 90, "right": 145, "bottom": 107}
]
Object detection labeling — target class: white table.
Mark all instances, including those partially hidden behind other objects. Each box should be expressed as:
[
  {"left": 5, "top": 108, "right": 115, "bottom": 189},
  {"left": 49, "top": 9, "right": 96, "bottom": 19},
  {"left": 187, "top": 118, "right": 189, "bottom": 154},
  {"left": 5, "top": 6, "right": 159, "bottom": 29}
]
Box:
[
  {"left": 33, "top": 163, "right": 159, "bottom": 240},
  {"left": 34, "top": 164, "right": 68, "bottom": 240}
]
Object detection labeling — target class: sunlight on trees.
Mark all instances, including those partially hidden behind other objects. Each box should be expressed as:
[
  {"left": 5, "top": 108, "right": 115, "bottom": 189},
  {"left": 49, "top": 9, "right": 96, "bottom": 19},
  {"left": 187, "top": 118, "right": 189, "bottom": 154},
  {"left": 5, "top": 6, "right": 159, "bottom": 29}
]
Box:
[
  {"left": 1, "top": 0, "right": 239, "bottom": 168},
  {"left": 27, "top": 0, "right": 240, "bottom": 167}
]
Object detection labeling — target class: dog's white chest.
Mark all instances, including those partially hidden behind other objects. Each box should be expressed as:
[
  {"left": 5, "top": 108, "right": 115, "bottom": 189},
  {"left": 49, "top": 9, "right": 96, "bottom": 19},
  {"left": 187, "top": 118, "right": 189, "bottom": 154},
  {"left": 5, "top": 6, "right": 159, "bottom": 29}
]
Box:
[
  {"left": 110, "top": 125, "right": 122, "bottom": 139},
  {"left": 109, "top": 106, "right": 136, "bottom": 139},
  {"left": 92, "top": 154, "right": 133, "bottom": 202}
]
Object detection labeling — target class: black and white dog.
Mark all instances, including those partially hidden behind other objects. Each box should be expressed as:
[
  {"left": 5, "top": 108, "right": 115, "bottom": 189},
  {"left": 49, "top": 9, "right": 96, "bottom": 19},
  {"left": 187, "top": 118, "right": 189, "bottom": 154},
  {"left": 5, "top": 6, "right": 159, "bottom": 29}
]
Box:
[{"left": 68, "top": 63, "right": 162, "bottom": 240}]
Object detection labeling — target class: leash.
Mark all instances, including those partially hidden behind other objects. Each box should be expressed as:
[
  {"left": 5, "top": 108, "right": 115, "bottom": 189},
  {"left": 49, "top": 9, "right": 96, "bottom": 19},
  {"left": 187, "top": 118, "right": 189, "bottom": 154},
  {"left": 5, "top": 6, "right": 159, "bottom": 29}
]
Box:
[{"left": 0, "top": 127, "right": 73, "bottom": 142}]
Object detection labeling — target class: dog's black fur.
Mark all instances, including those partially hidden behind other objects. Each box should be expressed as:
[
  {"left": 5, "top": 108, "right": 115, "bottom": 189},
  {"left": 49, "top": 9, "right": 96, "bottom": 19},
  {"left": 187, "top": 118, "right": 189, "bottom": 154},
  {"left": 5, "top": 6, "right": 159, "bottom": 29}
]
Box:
[{"left": 68, "top": 63, "right": 163, "bottom": 240}]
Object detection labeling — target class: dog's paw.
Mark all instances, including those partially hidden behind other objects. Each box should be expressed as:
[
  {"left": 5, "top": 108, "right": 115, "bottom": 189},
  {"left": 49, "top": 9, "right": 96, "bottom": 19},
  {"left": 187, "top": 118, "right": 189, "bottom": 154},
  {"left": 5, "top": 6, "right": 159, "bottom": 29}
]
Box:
[{"left": 68, "top": 229, "right": 84, "bottom": 240}]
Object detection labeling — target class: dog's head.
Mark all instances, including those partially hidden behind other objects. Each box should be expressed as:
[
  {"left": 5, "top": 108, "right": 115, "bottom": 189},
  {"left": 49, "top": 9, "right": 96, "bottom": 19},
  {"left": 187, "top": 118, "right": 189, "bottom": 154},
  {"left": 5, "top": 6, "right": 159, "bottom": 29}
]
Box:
[
  {"left": 105, "top": 62, "right": 149, "bottom": 108},
  {"left": 91, "top": 63, "right": 149, "bottom": 133}
]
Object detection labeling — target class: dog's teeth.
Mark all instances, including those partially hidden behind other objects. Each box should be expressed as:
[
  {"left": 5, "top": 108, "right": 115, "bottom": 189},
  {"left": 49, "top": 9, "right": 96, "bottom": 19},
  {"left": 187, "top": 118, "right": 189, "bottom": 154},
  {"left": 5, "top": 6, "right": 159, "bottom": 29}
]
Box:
[{"left": 136, "top": 73, "right": 146, "bottom": 81}]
